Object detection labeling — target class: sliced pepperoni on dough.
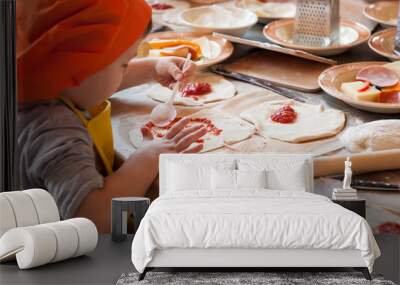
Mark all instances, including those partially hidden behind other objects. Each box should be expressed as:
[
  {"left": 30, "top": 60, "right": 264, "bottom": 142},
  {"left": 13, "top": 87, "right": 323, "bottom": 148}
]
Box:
[{"left": 356, "top": 66, "right": 399, "bottom": 88}]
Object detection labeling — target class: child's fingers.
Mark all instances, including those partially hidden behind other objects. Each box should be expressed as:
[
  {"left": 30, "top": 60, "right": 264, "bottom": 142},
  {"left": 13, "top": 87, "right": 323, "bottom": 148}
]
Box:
[
  {"left": 172, "top": 124, "right": 203, "bottom": 143},
  {"left": 168, "top": 62, "right": 183, "bottom": 81},
  {"left": 140, "top": 126, "right": 154, "bottom": 140},
  {"left": 165, "top": 117, "right": 191, "bottom": 139},
  {"left": 158, "top": 77, "right": 174, "bottom": 87},
  {"left": 176, "top": 127, "right": 207, "bottom": 152},
  {"left": 181, "top": 143, "right": 204, "bottom": 153}
]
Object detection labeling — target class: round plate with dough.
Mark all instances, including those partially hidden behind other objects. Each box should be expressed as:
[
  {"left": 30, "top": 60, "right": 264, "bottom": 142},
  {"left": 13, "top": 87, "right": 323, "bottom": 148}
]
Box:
[
  {"left": 319, "top": 61, "right": 400, "bottom": 114},
  {"left": 138, "top": 31, "right": 234, "bottom": 69},
  {"left": 147, "top": 72, "right": 236, "bottom": 106},
  {"left": 129, "top": 109, "right": 256, "bottom": 152},
  {"left": 237, "top": 0, "right": 296, "bottom": 24},
  {"left": 240, "top": 100, "right": 346, "bottom": 143}
]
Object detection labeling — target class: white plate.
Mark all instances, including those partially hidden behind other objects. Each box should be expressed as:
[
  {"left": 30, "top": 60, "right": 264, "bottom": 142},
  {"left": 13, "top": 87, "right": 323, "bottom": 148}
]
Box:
[
  {"left": 139, "top": 31, "right": 234, "bottom": 69},
  {"left": 319, "top": 62, "right": 400, "bottom": 114},
  {"left": 363, "top": 1, "right": 398, "bottom": 28},
  {"left": 263, "top": 19, "right": 371, "bottom": 56},
  {"left": 368, "top": 28, "right": 400, "bottom": 62}
]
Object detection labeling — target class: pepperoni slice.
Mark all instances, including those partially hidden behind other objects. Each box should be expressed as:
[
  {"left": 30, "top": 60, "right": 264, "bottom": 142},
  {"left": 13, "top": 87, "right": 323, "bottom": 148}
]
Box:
[{"left": 356, "top": 66, "right": 399, "bottom": 88}]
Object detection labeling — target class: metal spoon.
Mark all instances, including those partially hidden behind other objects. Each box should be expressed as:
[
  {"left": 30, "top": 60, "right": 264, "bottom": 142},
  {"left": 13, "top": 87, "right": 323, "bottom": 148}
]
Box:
[{"left": 150, "top": 53, "right": 192, "bottom": 127}]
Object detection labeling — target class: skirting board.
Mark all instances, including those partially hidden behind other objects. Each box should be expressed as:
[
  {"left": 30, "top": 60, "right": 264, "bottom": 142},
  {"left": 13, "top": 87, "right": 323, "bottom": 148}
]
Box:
[{"left": 148, "top": 248, "right": 366, "bottom": 268}]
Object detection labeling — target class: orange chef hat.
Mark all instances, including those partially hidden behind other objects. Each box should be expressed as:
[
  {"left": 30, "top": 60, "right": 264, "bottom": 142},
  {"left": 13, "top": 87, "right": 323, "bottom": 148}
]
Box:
[{"left": 17, "top": 0, "right": 151, "bottom": 103}]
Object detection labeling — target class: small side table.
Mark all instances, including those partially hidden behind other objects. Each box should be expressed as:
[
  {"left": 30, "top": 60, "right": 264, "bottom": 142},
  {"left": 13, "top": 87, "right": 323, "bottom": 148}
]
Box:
[
  {"left": 111, "top": 197, "right": 150, "bottom": 242},
  {"left": 332, "top": 199, "right": 366, "bottom": 218}
]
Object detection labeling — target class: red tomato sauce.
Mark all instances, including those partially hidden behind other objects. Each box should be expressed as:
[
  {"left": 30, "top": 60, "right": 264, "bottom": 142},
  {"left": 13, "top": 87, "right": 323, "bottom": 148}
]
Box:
[
  {"left": 145, "top": 117, "right": 222, "bottom": 139},
  {"left": 180, "top": 82, "right": 212, "bottom": 100},
  {"left": 270, "top": 105, "right": 297, "bottom": 124}
]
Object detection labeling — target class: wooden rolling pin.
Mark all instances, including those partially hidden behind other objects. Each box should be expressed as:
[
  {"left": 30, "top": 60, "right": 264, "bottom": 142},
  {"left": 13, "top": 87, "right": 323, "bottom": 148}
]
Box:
[{"left": 314, "top": 149, "right": 400, "bottom": 177}]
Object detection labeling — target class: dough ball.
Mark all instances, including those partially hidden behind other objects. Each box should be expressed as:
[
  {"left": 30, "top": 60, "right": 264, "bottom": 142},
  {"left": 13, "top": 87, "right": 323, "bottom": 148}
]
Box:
[{"left": 341, "top": 120, "right": 400, "bottom": 152}]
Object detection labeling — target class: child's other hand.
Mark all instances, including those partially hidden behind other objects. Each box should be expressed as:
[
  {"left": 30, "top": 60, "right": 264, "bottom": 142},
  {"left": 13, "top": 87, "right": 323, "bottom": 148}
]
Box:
[
  {"left": 154, "top": 57, "right": 197, "bottom": 87},
  {"left": 140, "top": 117, "right": 206, "bottom": 156}
]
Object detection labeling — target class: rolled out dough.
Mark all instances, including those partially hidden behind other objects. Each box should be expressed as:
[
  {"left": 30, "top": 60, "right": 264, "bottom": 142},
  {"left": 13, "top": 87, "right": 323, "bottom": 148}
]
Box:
[
  {"left": 147, "top": 72, "right": 236, "bottom": 106},
  {"left": 129, "top": 109, "right": 256, "bottom": 152},
  {"left": 240, "top": 100, "right": 346, "bottom": 143}
]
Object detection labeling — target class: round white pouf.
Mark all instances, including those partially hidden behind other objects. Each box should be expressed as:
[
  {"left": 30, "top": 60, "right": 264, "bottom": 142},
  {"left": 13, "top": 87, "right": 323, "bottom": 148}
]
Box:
[
  {"left": 42, "top": 221, "right": 79, "bottom": 262},
  {"left": 66, "top": 218, "right": 98, "bottom": 257},
  {"left": 0, "top": 192, "right": 39, "bottom": 227},
  {"left": 0, "top": 225, "right": 57, "bottom": 269},
  {"left": 24, "top": 189, "right": 59, "bottom": 224},
  {"left": 0, "top": 196, "right": 17, "bottom": 237},
  {"left": 0, "top": 218, "right": 98, "bottom": 269}
]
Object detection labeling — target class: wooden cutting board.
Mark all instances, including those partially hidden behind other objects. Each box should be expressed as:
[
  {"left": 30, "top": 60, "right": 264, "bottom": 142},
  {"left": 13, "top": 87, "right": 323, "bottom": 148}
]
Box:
[{"left": 223, "top": 50, "right": 331, "bottom": 92}]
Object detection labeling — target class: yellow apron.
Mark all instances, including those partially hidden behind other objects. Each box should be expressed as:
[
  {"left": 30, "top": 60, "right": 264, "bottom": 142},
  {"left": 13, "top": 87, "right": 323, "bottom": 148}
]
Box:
[{"left": 60, "top": 97, "right": 115, "bottom": 175}]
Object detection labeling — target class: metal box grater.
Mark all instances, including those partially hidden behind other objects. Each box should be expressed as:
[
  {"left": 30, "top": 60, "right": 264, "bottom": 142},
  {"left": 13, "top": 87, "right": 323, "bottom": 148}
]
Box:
[
  {"left": 395, "top": 2, "right": 400, "bottom": 55},
  {"left": 293, "top": 0, "right": 340, "bottom": 47}
]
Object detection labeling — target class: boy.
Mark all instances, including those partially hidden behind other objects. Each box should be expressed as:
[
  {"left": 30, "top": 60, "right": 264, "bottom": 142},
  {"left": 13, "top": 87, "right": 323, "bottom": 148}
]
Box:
[{"left": 16, "top": 0, "right": 206, "bottom": 232}]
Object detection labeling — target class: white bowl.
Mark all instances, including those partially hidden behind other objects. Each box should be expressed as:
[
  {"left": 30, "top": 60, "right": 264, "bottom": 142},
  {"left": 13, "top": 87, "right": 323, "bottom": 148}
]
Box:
[
  {"left": 178, "top": 6, "right": 258, "bottom": 37},
  {"left": 238, "top": 0, "right": 296, "bottom": 24}
]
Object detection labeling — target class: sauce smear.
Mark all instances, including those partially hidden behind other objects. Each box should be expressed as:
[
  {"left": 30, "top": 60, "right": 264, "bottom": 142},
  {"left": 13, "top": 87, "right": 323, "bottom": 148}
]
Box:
[
  {"left": 151, "top": 3, "right": 174, "bottom": 10},
  {"left": 270, "top": 105, "right": 297, "bottom": 124},
  {"left": 145, "top": 116, "right": 222, "bottom": 139}
]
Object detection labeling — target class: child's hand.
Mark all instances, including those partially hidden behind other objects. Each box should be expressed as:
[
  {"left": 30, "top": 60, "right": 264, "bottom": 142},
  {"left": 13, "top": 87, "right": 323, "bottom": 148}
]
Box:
[
  {"left": 154, "top": 57, "right": 197, "bottom": 87},
  {"left": 140, "top": 117, "right": 206, "bottom": 156}
]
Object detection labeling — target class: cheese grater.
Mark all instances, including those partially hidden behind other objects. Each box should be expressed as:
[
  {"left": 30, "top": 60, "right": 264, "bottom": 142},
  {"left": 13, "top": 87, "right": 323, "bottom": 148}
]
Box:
[{"left": 293, "top": 0, "right": 340, "bottom": 47}]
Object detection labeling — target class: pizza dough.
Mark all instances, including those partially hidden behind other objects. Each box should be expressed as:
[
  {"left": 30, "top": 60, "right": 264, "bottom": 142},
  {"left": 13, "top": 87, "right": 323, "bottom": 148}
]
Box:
[
  {"left": 147, "top": 72, "right": 236, "bottom": 106},
  {"left": 129, "top": 109, "right": 255, "bottom": 152},
  {"left": 341, "top": 120, "right": 400, "bottom": 153},
  {"left": 240, "top": 100, "right": 346, "bottom": 143}
]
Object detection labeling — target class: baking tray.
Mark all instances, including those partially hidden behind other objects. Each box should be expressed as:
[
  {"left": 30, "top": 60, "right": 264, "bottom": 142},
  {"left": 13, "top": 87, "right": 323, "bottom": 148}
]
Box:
[{"left": 214, "top": 50, "right": 331, "bottom": 92}]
